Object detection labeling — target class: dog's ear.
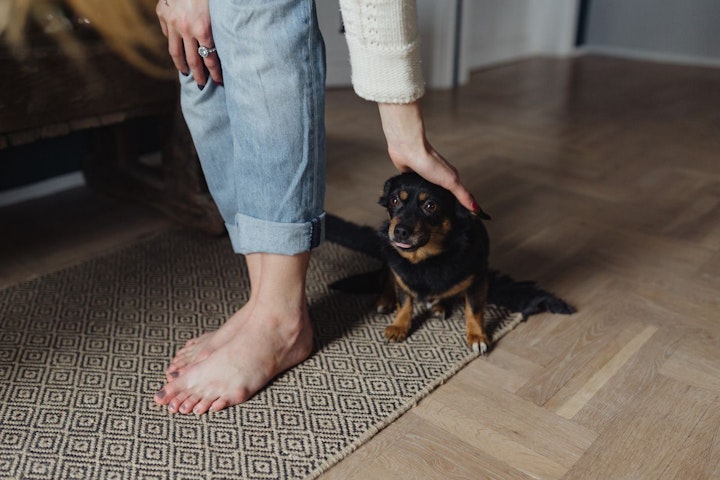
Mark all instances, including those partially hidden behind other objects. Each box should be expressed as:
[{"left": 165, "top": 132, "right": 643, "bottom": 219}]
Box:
[
  {"left": 379, "top": 176, "right": 398, "bottom": 208},
  {"left": 474, "top": 207, "right": 492, "bottom": 220},
  {"left": 456, "top": 199, "right": 491, "bottom": 220}
]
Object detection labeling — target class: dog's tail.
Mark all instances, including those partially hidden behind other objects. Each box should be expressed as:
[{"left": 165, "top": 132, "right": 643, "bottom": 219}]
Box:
[{"left": 487, "top": 271, "right": 576, "bottom": 318}]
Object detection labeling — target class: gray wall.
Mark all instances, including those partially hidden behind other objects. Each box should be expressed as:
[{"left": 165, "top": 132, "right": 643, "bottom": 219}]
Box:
[{"left": 585, "top": 0, "right": 720, "bottom": 62}]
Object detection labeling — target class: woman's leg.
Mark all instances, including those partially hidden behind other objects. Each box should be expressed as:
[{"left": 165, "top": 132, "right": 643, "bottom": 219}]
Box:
[
  {"left": 158, "top": 251, "right": 314, "bottom": 414},
  {"left": 156, "top": 0, "right": 326, "bottom": 413},
  {"left": 165, "top": 253, "right": 261, "bottom": 380}
]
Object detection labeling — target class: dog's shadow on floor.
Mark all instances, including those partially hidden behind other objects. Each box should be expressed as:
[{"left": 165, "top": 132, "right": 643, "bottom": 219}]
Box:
[
  {"left": 309, "top": 287, "right": 376, "bottom": 352},
  {"left": 309, "top": 289, "right": 445, "bottom": 353},
  {"left": 308, "top": 265, "right": 464, "bottom": 353}
]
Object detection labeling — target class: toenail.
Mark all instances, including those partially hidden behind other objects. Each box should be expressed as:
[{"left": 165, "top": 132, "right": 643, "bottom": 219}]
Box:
[
  {"left": 155, "top": 390, "right": 166, "bottom": 399},
  {"left": 170, "top": 371, "right": 179, "bottom": 378}
]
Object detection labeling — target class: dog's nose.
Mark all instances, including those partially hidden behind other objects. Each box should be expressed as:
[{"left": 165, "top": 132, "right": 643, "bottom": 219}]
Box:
[{"left": 394, "top": 224, "right": 411, "bottom": 241}]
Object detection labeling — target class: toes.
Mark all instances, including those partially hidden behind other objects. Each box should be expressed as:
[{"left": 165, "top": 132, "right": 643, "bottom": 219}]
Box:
[
  {"left": 210, "top": 398, "right": 229, "bottom": 413},
  {"left": 468, "top": 331, "right": 490, "bottom": 355},
  {"left": 171, "top": 348, "right": 193, "bottom": 364},
  {"left": 182, "top": 335, "right": 204, "bottom": 349},
  {"left": 154, "top": 381, "right": 184, "bottom": 407},
  {"left": 165, "top": 365, "right": 183, "bottom": 382},
  {"left": 191, "top": 397, "right": 218, "bottom": 415},
  {"left": 167, "top": 391, "right": 194, "bottom": 413},
  {"left": 471, "top": 341, "right": 489, "bottom": 355},
  {"left": 179, "top": 394, "right": 204, "bottom": 414},
  {"left": 385, "top": 325, "right": 408, "bottom": 342},
  {"left": 154, "top": 387, "right": 171, "bottom": 406}
]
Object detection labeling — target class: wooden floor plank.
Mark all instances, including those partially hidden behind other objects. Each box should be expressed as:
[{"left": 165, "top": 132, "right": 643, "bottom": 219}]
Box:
[
  {"left": 413, "top": 398, "right": 568, "bottom": 480},
  {"left": 562, "top": 376, "right": 717, "bottom": 480},
  {"left": 660, "top": 332, "right": 720, "bottom": 394},
  {"left": 422, "top": 374, "right": 598, "bottom": 471},
  {"left": 571, "top": 325, "right": 683, "bottom": 431},
  {"left": 553, "top": 324, "right": 658, "bottom": 419},
  {"left": 340, "top": 413, "right": 536, "bottom": 480},
  {"left": 516, "top": 308, "right": 636, "bottom": 406},
  {"left": 461, "top": 349, "right": 544, "bottom": 394},
  {"left": 658, "top": 398, "right": 720, "bottom": 480}
]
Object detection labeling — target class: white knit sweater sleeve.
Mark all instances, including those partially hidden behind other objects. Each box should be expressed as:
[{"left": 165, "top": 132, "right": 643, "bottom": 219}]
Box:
[{"left": 338, "top": 0, "right": 425, "bottom": 104}]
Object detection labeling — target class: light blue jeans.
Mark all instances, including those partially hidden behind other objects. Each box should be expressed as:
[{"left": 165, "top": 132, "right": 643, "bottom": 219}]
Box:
[{"left": 180, "top": 0, "right": 326, "bottom": 255}]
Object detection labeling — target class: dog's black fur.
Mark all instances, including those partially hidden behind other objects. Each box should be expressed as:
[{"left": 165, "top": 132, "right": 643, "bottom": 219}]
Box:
[{"left": 377, "top": 172, "right": 492, "bottom": 353}]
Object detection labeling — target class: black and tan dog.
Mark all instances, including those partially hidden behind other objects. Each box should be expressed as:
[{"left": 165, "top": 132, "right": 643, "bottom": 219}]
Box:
[{"left": 377, "top": 172, "right": 492, "bottom": 354}]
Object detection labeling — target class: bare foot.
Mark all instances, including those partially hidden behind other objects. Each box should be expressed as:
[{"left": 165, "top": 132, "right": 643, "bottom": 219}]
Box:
[
  {"left": 165, "top": 304, "right": 252, "bottom": 381},
  {"left": 154, "top": 301, "right": 313, "bottom": 414},
  {"left": 165, "top": 255, "right": 262, "bottom": 381}
]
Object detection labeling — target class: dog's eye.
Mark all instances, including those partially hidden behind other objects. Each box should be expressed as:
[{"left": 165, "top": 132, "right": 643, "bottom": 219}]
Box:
[
  {"left": 389, "top": 195, "right": 401, "bottom": 207},
  {"left": 422, "top": 200, "right": 438, "bottom": 215}
]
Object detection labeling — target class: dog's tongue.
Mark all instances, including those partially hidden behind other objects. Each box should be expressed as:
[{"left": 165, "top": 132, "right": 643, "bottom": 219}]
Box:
[{"left": 394, "top": 241, "right": 412, "bottom": 249}]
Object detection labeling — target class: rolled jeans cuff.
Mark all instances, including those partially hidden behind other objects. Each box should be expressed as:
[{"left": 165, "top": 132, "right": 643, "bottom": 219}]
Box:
[{"left": 226, "top": 212, "right": 325, "bottom": 256}]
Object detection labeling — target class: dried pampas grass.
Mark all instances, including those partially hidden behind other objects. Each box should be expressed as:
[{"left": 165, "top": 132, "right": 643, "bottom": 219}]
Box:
[{"left": 1, "top": 0, "right": 173, "bottom": 78}]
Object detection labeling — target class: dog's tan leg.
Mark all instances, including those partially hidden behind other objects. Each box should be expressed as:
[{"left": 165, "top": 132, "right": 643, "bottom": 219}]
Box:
[
  {"left": 465, "top": 278, "right": 490, "bottom": 354},
  {"left": 376, "top": 267, "right": 397, "bottom": 314},
  {"left": 385, "top": 289, "right": 413, "bottom": 342}
]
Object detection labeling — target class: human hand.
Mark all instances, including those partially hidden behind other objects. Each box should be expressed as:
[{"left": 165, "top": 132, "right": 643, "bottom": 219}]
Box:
[
  {"left": 156, "top": 0, "right": 222, "bottom": 87},
  {"left": 377, "top": 102, "right": 480, "bottom": 213}
]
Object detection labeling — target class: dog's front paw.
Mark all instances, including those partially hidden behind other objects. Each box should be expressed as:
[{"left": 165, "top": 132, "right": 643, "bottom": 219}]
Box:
[
  {"left": 385, "top": 325, "right": 409, "bottom": 342},
  {"left": 467, "top": 333, "right": 490, "bottom": 355}
]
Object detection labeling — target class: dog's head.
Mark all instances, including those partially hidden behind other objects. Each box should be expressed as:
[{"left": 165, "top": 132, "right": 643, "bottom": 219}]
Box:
[{"left": 378, "top": 172, "right": 488, "bottom": 262}]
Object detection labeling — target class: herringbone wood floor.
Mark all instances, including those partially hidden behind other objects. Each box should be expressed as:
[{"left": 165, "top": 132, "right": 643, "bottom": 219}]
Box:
[{"left": 2, "top": 55, "right": 719, "bottom": 479}]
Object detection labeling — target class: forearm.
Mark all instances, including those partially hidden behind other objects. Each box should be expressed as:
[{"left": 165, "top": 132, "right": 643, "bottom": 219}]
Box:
[
  {"left": 342, "top": 1, "right": 479, "bottom": 213},
  {"left": 377, "top": 101, "right": 426, "bottom": 162}
]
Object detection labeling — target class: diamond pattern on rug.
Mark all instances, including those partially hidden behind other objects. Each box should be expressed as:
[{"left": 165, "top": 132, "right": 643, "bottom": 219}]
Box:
[{"left": 0, "top": 230, "right": 526, "bottom": 480}]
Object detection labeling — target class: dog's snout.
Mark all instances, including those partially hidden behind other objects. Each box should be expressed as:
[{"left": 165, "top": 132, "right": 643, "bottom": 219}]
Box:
[{"left": 394, "top": 224, "right": 411, "bottom": 241}]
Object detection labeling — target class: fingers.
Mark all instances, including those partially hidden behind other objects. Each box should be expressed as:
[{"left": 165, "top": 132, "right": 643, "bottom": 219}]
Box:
[
  {"left": 184, "top": 36, "right": 208, "bottom": 87},
  {"left": 195, "top": 30, "right": 223, "bottom": 86},
  {"left": 167, "top": 31, "right": 189, "bottom": 75},
  {"left": 155, "top": 0, "right": 222, "bottom": 86},
  {"left": 155, "top": 1, "right": 168, "bottom": 36},
  {"left": 417, "top": 153, "right": 478, "bottom": 213},
  {"left": 203, "top": 51, "right": 223, "bottom": 86},
  {"left": 439, "top": 167, "right": 478, "bottom": 213},
  {"left": 158, "top": 16, "right": 168, "bottom": 37}
]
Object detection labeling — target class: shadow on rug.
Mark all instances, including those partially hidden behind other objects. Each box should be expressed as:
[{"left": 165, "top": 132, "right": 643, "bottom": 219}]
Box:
[{"left": 0, "top": 215, "right": 573, "bottom": 480}]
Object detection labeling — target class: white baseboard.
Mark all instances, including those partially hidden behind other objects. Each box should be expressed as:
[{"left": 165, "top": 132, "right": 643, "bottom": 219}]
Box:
[
  {"left": 0, "top": 171, "right": 86, "bottom": 208},
  {"left": 578, "top": 45, "right": 720, "bottom": 69}
]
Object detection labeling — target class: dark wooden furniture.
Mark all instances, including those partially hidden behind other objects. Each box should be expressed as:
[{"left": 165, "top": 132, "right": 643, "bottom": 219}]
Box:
[{"left": 0, "top": 28, "right": 224, "bottom": 234}]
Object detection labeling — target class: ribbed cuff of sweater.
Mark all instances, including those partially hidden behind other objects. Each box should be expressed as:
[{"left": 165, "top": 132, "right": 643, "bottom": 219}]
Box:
[{"left": 346, "top": 37, "right": 426, "bottom": 104}]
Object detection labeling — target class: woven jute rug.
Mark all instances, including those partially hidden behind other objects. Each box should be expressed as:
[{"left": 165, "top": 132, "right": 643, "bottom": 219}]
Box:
[{"left": 0, "top": 219, "right": 572, "bottom": 480}]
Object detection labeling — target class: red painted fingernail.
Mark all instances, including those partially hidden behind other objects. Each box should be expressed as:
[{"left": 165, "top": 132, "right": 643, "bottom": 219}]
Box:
[{"left": 471, "top": 200, "right": 480, "bottom": 212}]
